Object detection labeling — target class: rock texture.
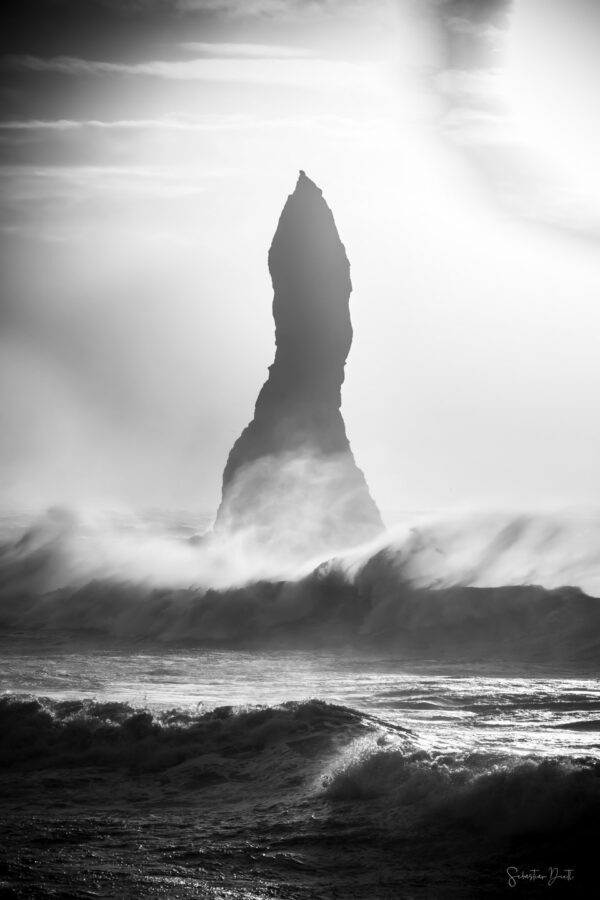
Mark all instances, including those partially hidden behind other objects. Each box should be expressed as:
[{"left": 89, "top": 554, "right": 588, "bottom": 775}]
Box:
[{"left": 215, "top": 171, "right": 383, "bottom": 561}]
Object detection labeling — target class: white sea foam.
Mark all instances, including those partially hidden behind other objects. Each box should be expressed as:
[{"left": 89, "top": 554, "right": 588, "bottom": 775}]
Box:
[{"left": 1, "top": 505, "right": 599, "bottom": 651}]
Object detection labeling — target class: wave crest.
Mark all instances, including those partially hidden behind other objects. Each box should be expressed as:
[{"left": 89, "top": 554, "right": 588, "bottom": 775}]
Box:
[
  {"left": 0, "top": 694, "right": 371, "bottom": 773},
  {"left": 1, "top": 507, "right": 600, "bottom": 659},
  {"left": 324, "top": 744, "right": 600, "bottom": 836}
]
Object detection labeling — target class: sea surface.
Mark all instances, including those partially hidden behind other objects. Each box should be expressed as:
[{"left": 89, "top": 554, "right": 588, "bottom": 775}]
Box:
[{"left": 1, "top": 509, "right": 599, "bottom": 898}]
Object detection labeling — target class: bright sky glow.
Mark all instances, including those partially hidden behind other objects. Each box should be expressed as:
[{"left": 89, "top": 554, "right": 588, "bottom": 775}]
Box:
[
  {"left": 506, "top": 0, "right": 600, "bottom": 219},
  {"left": 1, "top": 0, "right": 599, "bottom": 516}
]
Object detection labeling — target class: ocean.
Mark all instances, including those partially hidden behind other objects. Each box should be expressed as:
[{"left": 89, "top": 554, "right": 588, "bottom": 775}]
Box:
[{"left": 1, "top": 508, "right": 599, "bottom": 898}]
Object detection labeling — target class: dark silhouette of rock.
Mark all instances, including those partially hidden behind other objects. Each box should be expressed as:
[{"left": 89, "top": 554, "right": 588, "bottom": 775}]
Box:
[{"left": 215, "top": 171, "right": 384, "bottom": 562}]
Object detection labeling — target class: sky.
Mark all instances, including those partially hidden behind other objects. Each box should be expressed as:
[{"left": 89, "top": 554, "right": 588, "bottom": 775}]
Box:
[{"left": 1, "top": 0, "right": 600, "bottom": 517}]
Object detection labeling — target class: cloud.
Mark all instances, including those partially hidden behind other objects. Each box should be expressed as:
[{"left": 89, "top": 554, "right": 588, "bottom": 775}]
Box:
[
  {"left": 174, "top": 0, "right": 379, "bottom": 18},
  {"left": 0, "top": 111, "right": 377, "bottom": 177},
  {"left": 0, "top": 114, "right": 359, "bottom": 133},
  {"left": 0, "top": 164, "right": 216, "bottom": 195},
  {"left": 0, "top": 0, "right": 391, "bottom": 38},
  {"left": 179, "top": 42, "right": 314, "bottom": 57},
  {"left": 426, "top": 3, "right": 600, "bottom": 240},
  {"left": 76, "top": 0, "right": 175, "bottom": 11},
  {"left": 436, "top": 67, "right": 505, "bottom": 110},
  {"left": 57, "top": 0, "right": 391, "bottom": 20},
  {"left": 0, "top": 165, "right": 217, "bottom": 240},
  {"left": 0, "top": 162, "right": 221, "bottom": 248},
  {"left": 178, "top": 0, "right": 289, "bottom": 12},
  {"left": 0, "top": 117, "right": 257, "bottom": 133},
  {"left": 4, "top": 53, "right": 379, "bottom": 91},
  {"left": 446, "top": 16, "right": 505, "bottom": 48},
  {"left": 437, "top": 69, "right": 600, "bottom": 240}
]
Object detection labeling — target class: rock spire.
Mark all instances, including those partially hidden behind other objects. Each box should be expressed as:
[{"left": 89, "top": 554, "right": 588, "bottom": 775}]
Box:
[{"left": 215, "top": 171, "right": 383, "bottom": 562}]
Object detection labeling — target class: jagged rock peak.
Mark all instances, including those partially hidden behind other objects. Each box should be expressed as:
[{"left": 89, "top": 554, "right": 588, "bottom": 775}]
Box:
[{"left": 296, "top": 169, "right": 322, "bottom": 195}]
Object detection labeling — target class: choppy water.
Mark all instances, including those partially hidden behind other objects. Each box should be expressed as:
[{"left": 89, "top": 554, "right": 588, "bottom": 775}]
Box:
[
  {"left": 2, "top": 642, "right": 600, "bottom": 759},
  {"left": 1, "top": 509, "right": 599, "bottom": 897}
]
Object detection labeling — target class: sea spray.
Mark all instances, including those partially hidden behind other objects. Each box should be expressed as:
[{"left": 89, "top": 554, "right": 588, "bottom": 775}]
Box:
[{"left": 1, "top": 507, "right": 600, "bottom": 659}]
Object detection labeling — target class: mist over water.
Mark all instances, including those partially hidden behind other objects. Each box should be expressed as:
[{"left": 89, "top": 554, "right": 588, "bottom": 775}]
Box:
[
  {"left": 2, "top": 2, "right": 600, "bottom": 895},
  {"left": 1, "top": 501, "right": 599, "bottom": 663}
]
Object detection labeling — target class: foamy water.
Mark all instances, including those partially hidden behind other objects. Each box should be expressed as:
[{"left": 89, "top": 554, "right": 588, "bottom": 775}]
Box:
[
  {"left": 1, "top": 508, "right": 599, "bottom": 897},
  {"left": 2, "top": 641, "right": 599, "bottom": 759}
]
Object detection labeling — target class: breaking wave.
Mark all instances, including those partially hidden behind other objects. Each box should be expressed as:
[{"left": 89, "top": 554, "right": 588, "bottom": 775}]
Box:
[
  {"left": 324, "top": 742, "right": 600, "bottom": 837},
  {"left": 3, "top": 691, "right": 598, "bottom": 843},
  {"left": 1, "top": 506, "right": 600, "bottom": 659},
  {"left": 0, "top": 694, "right": 375, "bottom": 773}
]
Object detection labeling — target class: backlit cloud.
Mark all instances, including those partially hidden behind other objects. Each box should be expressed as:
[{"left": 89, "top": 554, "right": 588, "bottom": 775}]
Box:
[
  {"left": 4, "top": 54, "right": 380, "bottom": 91},
  {"left": 179, "top": 42, "right": 314, "bottom": 57}
]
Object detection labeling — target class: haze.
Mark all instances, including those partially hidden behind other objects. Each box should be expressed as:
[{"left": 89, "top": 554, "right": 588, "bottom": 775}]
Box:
[{"left": 1, "top": 0, "right": 599, "bottom": 518}]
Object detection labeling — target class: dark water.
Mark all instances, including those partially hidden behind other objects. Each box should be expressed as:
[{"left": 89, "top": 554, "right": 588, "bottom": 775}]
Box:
[
  {"left": 1, "top": 649, "right": 598, "bottom": 898},
  {"left": 1, "top": 509, "right": 599, "bottom": 897}
]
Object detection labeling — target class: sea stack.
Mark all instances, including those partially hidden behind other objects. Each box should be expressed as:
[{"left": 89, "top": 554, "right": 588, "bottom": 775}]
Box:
[{"left": 215, "top": 171, "right": 384, "bottom": 563}]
